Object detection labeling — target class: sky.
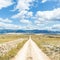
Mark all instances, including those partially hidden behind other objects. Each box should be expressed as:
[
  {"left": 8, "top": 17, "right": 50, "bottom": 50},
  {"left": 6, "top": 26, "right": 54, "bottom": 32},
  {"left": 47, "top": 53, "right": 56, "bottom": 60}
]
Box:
[{"left": 0, "top": 0, "right": 60, "bottom": 31}]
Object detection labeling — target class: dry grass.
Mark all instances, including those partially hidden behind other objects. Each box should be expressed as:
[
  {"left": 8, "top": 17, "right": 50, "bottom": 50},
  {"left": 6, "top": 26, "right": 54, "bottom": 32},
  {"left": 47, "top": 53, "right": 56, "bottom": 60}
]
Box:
[
  {"left": 32, "top": 34, "right": 60, "bottom": 60},
  {"left": 0, "top": 34, "right": 28, "bottom": 60},
  {"left": 0, "top": 40, "right": 27, "bottom": 60},
  {"left": 0, "top": 34, "right": 28, "bottom": 43}
]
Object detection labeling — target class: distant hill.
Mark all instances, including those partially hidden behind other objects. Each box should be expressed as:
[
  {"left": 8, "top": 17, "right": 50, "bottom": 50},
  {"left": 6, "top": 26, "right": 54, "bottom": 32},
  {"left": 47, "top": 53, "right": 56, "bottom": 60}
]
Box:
[{"left": 0, "top": 29, "right": 60, "bottom": 34}]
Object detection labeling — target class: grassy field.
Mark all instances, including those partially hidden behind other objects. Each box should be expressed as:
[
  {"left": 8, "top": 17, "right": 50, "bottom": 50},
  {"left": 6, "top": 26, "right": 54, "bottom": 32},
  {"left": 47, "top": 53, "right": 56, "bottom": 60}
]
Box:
[
  {"left": 32, "top": 34, "right": 60, "bottom": 60},
  {"left": 0, "top": 34, "right": 28, "bottom": 60},
  {"left": 0, "top": 34, "right": 60, "bottom": 60},
  {"left": 0, "top": 34, "right": 28, "bottom": 43},
  {"left": 0, "top": 40, "right": 27, "bottom": 60}
]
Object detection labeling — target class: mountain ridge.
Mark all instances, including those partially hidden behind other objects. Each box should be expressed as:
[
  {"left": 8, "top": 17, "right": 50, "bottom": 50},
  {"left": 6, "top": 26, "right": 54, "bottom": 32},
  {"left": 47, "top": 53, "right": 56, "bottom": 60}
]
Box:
[{"left": 0, "top": 29, "right": 60, "bottom": 34}]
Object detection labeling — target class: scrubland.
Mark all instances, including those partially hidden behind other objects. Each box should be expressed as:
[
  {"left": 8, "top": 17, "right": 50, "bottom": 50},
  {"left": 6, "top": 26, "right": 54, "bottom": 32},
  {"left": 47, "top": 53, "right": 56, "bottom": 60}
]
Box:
[
  {"left": 0, "top": 34, "right": 28, "bottom": 43},
  {"left": 32, "top": 34, "right": 60, "bottom": 60},
  {"left": 0, "top": 34, "right": 28, "bottom": 60},
  {"left": 0, "top": 34, "right": 60, "bottom": 60}
]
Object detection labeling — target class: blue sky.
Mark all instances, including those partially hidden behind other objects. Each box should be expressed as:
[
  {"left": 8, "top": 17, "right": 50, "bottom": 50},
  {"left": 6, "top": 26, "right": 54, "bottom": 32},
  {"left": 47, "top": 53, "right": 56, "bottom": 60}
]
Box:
[{"left": 0, "top": 0, "right": 60, "bottom": 31}]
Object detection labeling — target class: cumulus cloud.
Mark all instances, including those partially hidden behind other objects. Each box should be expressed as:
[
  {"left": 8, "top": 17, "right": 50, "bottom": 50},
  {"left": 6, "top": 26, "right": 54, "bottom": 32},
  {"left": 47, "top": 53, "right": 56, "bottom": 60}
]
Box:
[
  {"left": 0, "top": 18, "right": 21, "bottom": 29},
  {"left": 0, "top": 18, "right": 12, "bottom": 23},
  {"left": 11, "top": 0, "right": 60, "bottom": 30},
  {"left": 21, "top": 25, "right": 39, "bottom": 30},
  {"left": 40, "top": 24, "right": 60, "bottom": 31},
  {"left": 41, "top": 0, "right": 60, "bottom": 3},
  {"left": 20, "top": 19, "right": 32, "bottom": 24},
  {"left": 0, "top": 0, "right": 14, "bottom": 9},
  {"left": 14, "top": 0, "right": 35, "bottom": 11},
  {"left": 51, "top": 24, "right": 60, "bottom": 30},
  {"left": 12, "top": 0, "right": 34, "bottom": 19},
  {"left": 41, "top": 0, "right": 47, "bottom": 3},
  {"left": 0, "top": 22, "right": 5, "bottom": 27},
  {"left": 0, "top": 22, "right": 21, "bottom": 29},
  {"left": 4, "top": 24, "right": 21, "bottom": 29},
  {"left": 12, "top": 10, "right": 27, "bottom": 18},
  {"left": 12, "top": 7, "right": 60, "bottom": 30},
  {"left": 12, "top": 10, "right": 33, "bottom": 19},
  {"left": 0, "top": 0, "right": 35, "bottom": 30},
  {"left": 36, "top": 8, "right": 60, "bottom": 20},
  {"left": 32, "top": 8, "right": 60, "bottom": 30}
]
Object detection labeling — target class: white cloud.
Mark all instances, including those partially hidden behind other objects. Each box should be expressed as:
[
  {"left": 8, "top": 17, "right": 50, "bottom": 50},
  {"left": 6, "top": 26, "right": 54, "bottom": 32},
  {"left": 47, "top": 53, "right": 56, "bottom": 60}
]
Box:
[
  {"left": 21, "top": 25, "right": 39, "bottom": 30},
  {"left": 41, "top": 0, "right": 60, "bottom": 3},
  {"left": 15, "top": 0, "right": 34, "bottom": 11},
  {"left": 0, "top": 18, "right": 12, "bottom": 23},
  {"left": 51, "top": 24, "right": 60, "bottom": 30},
  {"left": 41, "top": 0, "right": 47, "bottom": 3},
  {"left": 36, "top": 8, "right": 60, "bottom": 20},
  {"left": 0, "top": 22, "right": 5, "bottom": 27},
  {"left": 4, "top": 24, "right": 21, "bottom": 29},
  {"left": 0, "top": 22, "right": 33, "bottom": 30},
  {"left": 12, "top": 0, "right": 34, "bottom": 20},
  {"left": 42, "top": 24, "right": 60, "bottom": 31},
  {"left": 27, "top": 12, "right": 33, "bottom": 17},
  {"left": 11, "top": 0, "right": 34, "bottom": 30},
  {"left": 12, "top": 7, "right": 60, "bottom": 30},
  {"left": 31, "top": 8, "right": 60, "bottom": 30},
  {"left": 12, "top": 10, "right": 33, "bottom": 19},
  {"left": 0, "top": 18, "right": 21, "bottom": 29},
  {"left": 11, "top": 0, "right": 60, "bottom": 30},
  {"left": 12, "top": 10, "right": 27, "bottom": 18},
  {"left": 20, "top": 19, "right": 31, "bottom": 24},
  {"left": 0, "top": 22, "right": 21, "bottom": 29},
  {"left": 0, "top": 0, "right": 14, "bottom": 9}
]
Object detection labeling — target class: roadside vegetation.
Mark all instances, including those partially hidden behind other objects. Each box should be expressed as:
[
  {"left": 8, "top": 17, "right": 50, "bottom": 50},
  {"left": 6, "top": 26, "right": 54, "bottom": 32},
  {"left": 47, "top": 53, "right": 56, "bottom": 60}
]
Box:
[
  {"left": 0, "top": 40, "right": 27, "bottom": 60},
  {"left": 0, "top": 34, "right": 28, "bottom": 43},
  {"left": 0, "top": 34, "right": 28, "bottom": 60},
  {"left": 32, "top": 34, "right": 60, "bottom": 60}
]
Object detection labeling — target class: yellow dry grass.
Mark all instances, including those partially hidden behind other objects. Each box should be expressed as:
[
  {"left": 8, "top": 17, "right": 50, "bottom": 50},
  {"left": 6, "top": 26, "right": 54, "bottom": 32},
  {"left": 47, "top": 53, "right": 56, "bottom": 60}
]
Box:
[{"left": 32, "top": 34, "right": 60, "bottom": 60}]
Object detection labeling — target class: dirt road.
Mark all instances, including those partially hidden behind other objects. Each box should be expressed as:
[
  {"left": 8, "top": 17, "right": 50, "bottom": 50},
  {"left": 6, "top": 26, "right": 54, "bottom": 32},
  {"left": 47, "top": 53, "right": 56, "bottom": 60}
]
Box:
[{"left": 12, "top": 36, "right": 51, "bottom": 60}]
